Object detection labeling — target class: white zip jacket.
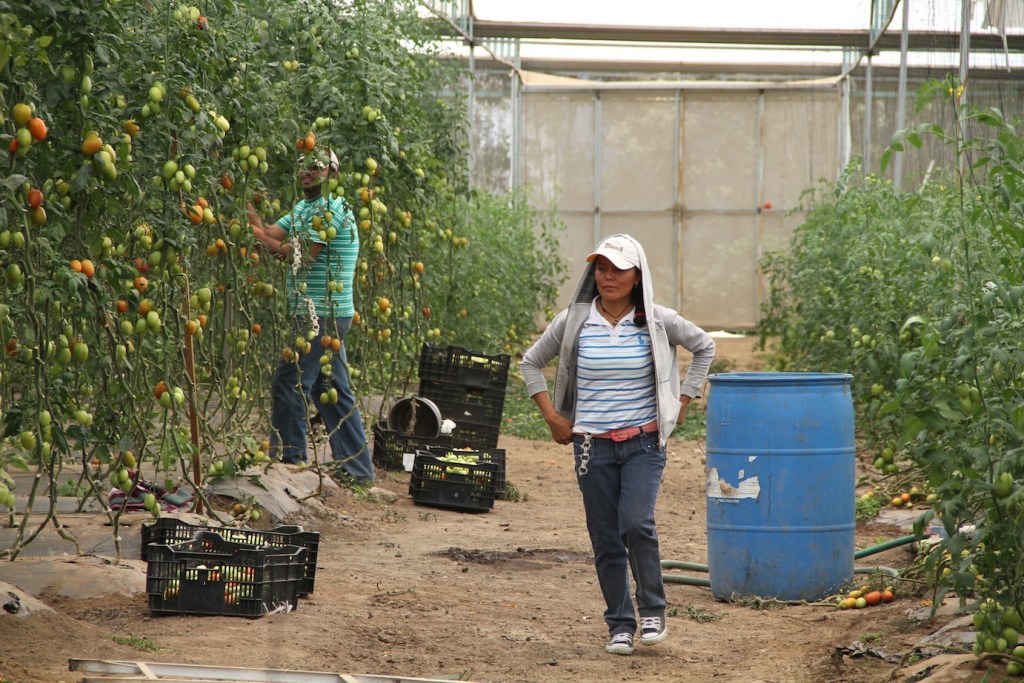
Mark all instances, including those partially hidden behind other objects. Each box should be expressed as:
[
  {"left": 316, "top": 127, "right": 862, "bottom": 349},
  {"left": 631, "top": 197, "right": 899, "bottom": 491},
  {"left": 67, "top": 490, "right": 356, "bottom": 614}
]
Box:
[{"left": 521, "top": 234, "right": 716, "bottom": 447}]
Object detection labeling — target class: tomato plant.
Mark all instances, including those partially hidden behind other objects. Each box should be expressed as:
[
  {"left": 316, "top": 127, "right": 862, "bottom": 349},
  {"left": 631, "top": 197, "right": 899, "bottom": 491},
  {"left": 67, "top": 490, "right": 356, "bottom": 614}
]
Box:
[
  {"left": 760, "top": 75, "right": 1024, "bottom": 661},
  {"left": 0, "top": 0, "right": 563, "bottom": 560}
]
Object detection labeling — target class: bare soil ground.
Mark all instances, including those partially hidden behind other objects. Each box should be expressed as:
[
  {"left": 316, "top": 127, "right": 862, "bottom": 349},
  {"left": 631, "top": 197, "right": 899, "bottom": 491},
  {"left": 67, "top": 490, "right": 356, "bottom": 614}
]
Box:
[{"left": 0, "top": 337, "right": 994, "bottom": 683}]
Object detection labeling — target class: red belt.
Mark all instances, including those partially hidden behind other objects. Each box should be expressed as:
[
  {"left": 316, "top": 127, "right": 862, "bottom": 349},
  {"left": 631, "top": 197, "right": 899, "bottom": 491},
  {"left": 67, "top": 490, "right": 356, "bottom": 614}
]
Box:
[{"left": 591, "top": 420, "right": 659, "bottom": 442}]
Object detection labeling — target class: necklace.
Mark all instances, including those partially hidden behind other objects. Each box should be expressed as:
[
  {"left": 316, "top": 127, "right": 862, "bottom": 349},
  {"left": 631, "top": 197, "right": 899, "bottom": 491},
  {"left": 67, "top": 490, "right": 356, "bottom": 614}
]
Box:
[{"left": 598, "top": 297, "right": 632, "bottom": 325}]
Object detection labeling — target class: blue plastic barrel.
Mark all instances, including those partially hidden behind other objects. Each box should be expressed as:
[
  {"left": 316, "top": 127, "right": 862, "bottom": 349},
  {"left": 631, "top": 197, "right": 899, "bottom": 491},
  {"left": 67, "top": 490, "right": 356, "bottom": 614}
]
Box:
[{"left": 705, "top": 372, "right": 855, "bottom": 601}]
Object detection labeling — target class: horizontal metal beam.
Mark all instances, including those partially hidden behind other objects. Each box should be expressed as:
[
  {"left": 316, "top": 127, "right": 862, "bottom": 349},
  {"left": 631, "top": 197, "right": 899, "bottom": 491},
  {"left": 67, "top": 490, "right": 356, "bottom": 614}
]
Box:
[
  {"left": 441, "top": 19, "right": 1024, "bottom": 52},
  {"left": 463, "top": 54, "right": 1023, "bottom": 82}
]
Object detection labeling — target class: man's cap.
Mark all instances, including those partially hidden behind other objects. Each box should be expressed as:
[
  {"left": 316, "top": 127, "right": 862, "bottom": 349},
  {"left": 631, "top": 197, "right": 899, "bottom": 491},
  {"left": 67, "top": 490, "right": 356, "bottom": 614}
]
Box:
[{"left": 586, "top": 235, "right": 641, "bottom": 270}]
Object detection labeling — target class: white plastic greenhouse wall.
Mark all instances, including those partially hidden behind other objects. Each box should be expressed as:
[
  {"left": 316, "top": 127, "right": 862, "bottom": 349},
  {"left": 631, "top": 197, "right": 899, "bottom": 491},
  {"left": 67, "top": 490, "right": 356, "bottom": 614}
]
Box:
[
  {"left": 435, "top": 0, "right": 1024, "bottom": 330},
  {"left": 470, "top": 72, "right": 1022, "bottom": 330}
]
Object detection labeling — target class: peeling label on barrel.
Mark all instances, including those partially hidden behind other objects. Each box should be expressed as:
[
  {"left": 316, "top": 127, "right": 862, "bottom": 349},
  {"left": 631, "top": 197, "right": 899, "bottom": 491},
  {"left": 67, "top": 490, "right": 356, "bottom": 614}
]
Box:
[{"left": 706, "top": 467, "right": 760, "bottom": 501}]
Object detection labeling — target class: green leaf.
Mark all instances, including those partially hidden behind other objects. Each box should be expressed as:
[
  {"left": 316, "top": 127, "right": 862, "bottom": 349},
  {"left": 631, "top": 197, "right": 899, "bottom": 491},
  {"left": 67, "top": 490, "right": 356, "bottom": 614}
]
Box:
[
  {"left": 934, "top": 400, "right": 965, "bottom": 422},
  {"left": 37, "top": 35, "right": 54, "bottom": 48},
  {"left": 878, "top": 397, "right": 901, "bottom": 416},
  {"left": 7, "top": 455, "right": 31, "bottom": 473},
  {"left": 900, "top": 415, "right": 925, "bottom": 443},
  {"left": 900, "top": 315, "right": 926, "bottom": 331},
  {"left": 880, "top": 149, "right": 893, "bottom": 173},
  {"left": 1, "top": 174, "right": 28, "bottom": 192},
  {"left": 907, "top": 132, "right": 922, "bottom": 149}
]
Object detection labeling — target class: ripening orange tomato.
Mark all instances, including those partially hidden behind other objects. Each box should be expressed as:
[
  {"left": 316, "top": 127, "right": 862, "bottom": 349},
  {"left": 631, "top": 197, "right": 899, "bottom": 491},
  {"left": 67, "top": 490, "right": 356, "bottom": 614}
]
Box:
[
  {"left": 186, "top": 204, "right": 203, "bottom": 225},
  {"left": 27, "top": 117, "right": 47, "bottom": 141},
  {"left": 81, "top": 134, "right": 103, "bottom": 155}
]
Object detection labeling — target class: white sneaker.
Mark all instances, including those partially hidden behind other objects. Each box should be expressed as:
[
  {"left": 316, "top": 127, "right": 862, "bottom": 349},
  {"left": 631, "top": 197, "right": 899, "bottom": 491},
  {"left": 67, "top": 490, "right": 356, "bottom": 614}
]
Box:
[
  {"left": 605, "top": 632, "right": 634, "bottom": 655},
  {"left": 639, "top": 616, "right": 668, "bottom": 646}
]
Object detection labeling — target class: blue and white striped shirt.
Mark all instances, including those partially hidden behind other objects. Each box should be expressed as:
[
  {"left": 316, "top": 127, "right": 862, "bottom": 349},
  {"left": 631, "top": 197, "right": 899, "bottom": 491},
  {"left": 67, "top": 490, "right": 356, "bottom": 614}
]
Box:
[{"left": 574, "top": 301, "right": 656, "bottom": 434}]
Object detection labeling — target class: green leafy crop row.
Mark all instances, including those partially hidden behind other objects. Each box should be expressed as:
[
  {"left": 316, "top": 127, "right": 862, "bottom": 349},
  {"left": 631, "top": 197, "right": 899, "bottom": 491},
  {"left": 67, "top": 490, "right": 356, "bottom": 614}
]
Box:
[{"left": 760, "top": 75, "right": 1024, "bottom": 659}]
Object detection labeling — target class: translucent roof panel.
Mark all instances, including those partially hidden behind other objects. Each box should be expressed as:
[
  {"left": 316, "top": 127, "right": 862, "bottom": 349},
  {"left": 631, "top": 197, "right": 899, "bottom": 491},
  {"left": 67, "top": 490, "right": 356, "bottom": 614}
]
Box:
[
  {"left": 471, "top": 0, "right": 1024, "bottom": 34},
  {"left": 454, "top": 0, "right": 1024, "bottom": 77},
  {"left": 471, "top": 0, "right": 873, "bottom": 30}
]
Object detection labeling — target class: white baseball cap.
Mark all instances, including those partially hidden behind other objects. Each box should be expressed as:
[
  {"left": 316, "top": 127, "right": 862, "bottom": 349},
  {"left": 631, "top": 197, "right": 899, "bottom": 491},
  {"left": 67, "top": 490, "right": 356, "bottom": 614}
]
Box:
[{"left": 586, "top": 234, "right": 641, "bottom": 270}]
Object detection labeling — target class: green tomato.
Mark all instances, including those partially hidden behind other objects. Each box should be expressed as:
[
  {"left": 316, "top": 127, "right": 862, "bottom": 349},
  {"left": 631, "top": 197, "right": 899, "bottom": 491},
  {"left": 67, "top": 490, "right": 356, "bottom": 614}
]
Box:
[
  {"left": 5, "top": 263, "right": 24, "bottom": 288},
  {"left": 995, "top": 471, "right": 1015, "bottom": 498}
]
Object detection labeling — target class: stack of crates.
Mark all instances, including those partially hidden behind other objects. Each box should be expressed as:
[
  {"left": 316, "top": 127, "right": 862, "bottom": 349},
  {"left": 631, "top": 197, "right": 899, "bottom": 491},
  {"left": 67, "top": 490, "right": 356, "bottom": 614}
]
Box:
[
  {"left": 416, "top": 344, "right": 510, "bottom": 450},
  {"left": 145, "top": 531, "right": 307, "bottom": 618},
  {"left": 406, "top": 344, "right": 510, "bottom": 510},
  {"left": 372, "top": 345, "right": 511, "bottom": 474}
]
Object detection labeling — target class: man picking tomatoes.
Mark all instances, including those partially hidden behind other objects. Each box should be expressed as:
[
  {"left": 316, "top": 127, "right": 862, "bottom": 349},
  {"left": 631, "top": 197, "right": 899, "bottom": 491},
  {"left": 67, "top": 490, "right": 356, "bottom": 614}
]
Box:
[{"left": 246, "top": 148, "right": 374, "bottom": 485}]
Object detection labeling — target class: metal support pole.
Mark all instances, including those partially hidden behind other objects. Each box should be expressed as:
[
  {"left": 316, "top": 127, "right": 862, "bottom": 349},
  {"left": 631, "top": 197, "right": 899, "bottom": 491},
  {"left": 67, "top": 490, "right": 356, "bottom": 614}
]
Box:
[
  {"left": 674, "top": 89, "right": 682, "bottom": 311},
  {"left": 510, "top": 65, "right": 520, "bottom": 192},
  {"left": 755, "top": 90, "right": 766, "bottom": 318},
  {"left": 467, "top": 41, "right": 475, "bottom": 186},
  {"left": 893, "top": 0, "right": 910, "bottom": 190},
  {"left": 863, "top": 52, "right": 873, "bottom": 173},
  {"left": 593, "top": 92, "right": 602, "bottom": 246},
  {"left": 958, "top": 0, "right": 971, "bottom": 151}
]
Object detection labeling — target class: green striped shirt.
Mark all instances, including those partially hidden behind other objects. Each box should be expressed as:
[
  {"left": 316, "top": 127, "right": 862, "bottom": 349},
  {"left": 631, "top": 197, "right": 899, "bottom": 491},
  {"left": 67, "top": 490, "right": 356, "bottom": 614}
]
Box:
[{"left": 276, "top": 195, "right": 358, "bottom": 318}]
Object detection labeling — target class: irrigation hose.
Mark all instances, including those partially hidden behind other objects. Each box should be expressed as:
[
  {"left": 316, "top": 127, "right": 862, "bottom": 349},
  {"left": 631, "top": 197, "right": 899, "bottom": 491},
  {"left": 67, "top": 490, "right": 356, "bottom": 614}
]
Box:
[
  {"left": 661, "top": 535, "right": 915, "bottom": 586},
  {"left": 853, "top": 534, "right": 920, "bottom": 559},
  {"left": 853, "top": 565, "right": 900, "bottom": 578},
  {"left": 660, "top": 560, "right": 708, "bottom": 573},
  {"left": 663, "top": 574, "right": 711, "bottom": 587}
]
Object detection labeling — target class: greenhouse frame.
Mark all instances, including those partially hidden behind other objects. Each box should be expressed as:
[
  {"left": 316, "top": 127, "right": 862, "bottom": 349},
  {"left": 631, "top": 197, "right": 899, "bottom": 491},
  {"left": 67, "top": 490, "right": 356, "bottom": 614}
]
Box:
[{"left": 426, "top": 0, "right": 1024, "bottom": 328}]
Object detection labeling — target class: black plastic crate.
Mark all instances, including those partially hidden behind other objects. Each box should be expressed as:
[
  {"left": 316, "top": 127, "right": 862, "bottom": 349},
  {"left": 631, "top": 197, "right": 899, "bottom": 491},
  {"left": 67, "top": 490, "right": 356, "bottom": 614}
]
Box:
[
  {"left": 418, "top": 380, "right": 507, "bottom": 430},
  {"left": 146, "top": 532, "right": 306, "bottom": 617},
  {"left": 140, "top": 518, "right": 320, "bottom": 596},
  {"left": 409, "top": 453, "right": 498, "bottom": 512},
  {"left": 418, "top": 446, "right": 506, "bottom": 499},
  {"left": 442, "top": 420, "right": 501, "bottom": 451},
  {"left": 418, "top": 344, "right": 511, "bottom": 391},
  {"left": 372, "top": 422, "right": 453, "bottom": 471}
]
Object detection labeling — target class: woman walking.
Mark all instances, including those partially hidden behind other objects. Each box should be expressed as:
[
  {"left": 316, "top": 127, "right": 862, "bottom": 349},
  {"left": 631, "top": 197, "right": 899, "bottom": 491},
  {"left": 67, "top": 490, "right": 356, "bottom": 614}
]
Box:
[{"left": 521, "top": 234, "right": 715, "bottom": 655}]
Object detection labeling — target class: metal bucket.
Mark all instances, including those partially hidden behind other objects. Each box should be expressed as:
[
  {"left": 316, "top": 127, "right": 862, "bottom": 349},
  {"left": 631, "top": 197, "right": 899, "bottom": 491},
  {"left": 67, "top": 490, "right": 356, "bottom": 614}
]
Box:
[
  {"left": 705, "top": 372, "right": 855, "bottom": 601},
  {"left": 387, "top": 396, "right": 443, "bottom": 438}
]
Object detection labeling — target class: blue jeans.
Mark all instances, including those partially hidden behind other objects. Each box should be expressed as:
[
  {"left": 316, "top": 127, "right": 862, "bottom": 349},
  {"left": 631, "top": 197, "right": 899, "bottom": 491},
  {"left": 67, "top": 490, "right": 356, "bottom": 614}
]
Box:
[
  {"left": 573, "top": 430, "right": 666, "bottom": 636},
  {"left": 269, "top": 317, "right": 374, "bottom": 484}
]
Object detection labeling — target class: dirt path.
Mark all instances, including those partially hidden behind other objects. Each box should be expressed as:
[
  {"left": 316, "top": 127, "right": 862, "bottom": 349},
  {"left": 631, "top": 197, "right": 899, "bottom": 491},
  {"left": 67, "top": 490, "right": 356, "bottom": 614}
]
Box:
[{"left": 0, "top": 337, "right": 981, "bottom": 683}]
